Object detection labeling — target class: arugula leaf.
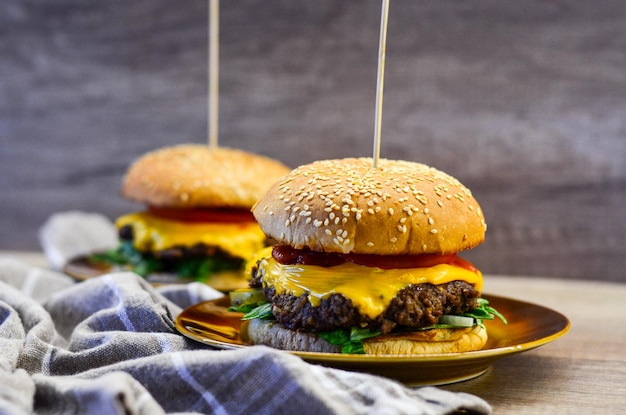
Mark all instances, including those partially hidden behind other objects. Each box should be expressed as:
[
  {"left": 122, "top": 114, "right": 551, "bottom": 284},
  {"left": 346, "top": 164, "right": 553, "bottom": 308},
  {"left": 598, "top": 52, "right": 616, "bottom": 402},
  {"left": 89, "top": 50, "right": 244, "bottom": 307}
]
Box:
[
  {"left": 239, "top": 302, "right": 275, "bottom": 321},
  {"left": 405, "top": 299, "right": 508, "bottom": 331},
  {"left": 319, "top": 327, "right": 381, "bottom": 354},
  {"left": 90, "top": 241, "right": 160, "bottom": 276},
  {"left": 89, "top": 241, "right": 242, "bottom": 281},
  {"left": 227, "top": 303, "right": 257, "bottom": 314},
  {"left": 461, "top": 298, "right": 508, "bottom": 327}
]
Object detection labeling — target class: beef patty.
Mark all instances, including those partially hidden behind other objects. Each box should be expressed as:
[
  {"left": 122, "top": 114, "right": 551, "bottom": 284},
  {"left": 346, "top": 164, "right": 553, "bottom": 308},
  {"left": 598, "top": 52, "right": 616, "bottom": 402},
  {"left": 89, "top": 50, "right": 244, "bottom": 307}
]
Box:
[{"left": 249, "top": 265, "right": 480, "bottom": 334}]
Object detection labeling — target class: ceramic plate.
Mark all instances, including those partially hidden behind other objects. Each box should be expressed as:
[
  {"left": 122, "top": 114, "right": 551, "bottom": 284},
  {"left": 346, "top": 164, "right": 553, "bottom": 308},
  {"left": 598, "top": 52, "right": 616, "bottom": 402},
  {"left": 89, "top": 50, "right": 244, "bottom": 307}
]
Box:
[
  {"left": 63, "top": 254, "right": 248, "bottom": 291},
  {"left": 175, "top": 294, "right": 570, "bottom": 386}
]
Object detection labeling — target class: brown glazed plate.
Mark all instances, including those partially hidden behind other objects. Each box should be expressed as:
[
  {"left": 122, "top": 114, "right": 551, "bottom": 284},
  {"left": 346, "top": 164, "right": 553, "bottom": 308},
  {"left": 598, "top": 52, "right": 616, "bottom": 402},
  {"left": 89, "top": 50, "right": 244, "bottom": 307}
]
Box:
[
  {"left": 175, "top": 294, "right": 570, "bottom": 386},
  {"left": 63, "top": 254, "right": 248, "bottom": 291}
]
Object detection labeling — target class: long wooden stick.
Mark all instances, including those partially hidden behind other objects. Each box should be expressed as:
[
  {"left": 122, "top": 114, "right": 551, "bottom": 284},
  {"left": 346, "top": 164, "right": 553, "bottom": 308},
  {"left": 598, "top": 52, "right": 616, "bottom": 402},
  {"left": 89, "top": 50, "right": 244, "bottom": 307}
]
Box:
[
  {"left": 208, "top": 0, "right": 219, "bottom": 148},
  {"left": 372, "top": 0, "right": 390, "bottom": 168}
]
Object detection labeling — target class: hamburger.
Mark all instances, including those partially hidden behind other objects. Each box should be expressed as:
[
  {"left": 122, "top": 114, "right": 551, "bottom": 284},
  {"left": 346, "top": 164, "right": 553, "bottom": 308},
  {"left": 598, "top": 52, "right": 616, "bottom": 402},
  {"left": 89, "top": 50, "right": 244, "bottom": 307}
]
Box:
[
  {"left": 230, "top": 157, "right": 505, "bottom": 354},
  {"left": 92, "top": 144, "right": 290, "bottom": 290}
]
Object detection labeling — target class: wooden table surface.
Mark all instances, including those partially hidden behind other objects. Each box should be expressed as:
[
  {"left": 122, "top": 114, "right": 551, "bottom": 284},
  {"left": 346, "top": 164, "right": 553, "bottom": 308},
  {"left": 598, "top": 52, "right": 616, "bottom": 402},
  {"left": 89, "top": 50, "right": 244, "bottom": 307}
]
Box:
[
  {"left": 443, "top": 275, "right": 626, "bottom": 414},
  {"left": 3, "top": 251, "right": 625, "bottom": 414}
]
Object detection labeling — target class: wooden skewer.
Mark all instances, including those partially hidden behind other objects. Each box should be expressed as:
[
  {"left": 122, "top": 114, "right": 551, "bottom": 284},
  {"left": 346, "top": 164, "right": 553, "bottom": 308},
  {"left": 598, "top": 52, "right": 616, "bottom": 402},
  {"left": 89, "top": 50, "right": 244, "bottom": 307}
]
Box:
[
  {"left": 208, "top": 0, "right": 219, "bottom": 148},
  {"left": 372, "top": 0, "right": 390, "bottom": 168}
]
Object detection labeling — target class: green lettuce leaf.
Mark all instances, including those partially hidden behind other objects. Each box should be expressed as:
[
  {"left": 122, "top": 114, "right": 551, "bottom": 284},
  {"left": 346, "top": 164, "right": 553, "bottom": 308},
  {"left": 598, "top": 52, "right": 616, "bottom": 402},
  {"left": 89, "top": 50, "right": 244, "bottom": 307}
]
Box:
[
  {"left": 461, "top": 298, "right": 508, "bottom": 327},
  {"left": 319, "top": 327, "right": 381, "bottom": 354},
  {"left": 89, "top": 241, "right": 242, "bottom": 281},
  {"left": 238, "top": 302, "right": 275, "bottom": 320}
]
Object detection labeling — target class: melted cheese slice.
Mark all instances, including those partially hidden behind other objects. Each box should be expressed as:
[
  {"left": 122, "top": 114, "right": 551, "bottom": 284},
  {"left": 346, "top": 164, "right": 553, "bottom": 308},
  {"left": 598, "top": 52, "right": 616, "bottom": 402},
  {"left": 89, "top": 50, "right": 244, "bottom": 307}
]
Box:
[
  {"left": 258, "top": 254, "right": 483, "bottom": 319},
  {"left": 116, "top": 212, "right": 267, "bottom": 260}
]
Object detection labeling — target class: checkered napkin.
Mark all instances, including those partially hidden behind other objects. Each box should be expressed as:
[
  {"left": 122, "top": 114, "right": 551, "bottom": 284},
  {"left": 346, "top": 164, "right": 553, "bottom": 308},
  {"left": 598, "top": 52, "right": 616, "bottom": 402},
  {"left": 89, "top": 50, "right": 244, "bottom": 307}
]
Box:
[{"left": 0, "top": 212, "right": 493, "bottom": 414}]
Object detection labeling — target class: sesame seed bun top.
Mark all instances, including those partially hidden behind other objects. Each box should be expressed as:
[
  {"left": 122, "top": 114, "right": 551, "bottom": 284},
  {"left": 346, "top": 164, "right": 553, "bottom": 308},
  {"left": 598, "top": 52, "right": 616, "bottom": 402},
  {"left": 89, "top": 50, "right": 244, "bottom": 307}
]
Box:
[
  {"left": 121, "top": 144, "right": 291, "bottom": 209},
  {"left": 252, "top": 158, "right": 486, "bottom": 255}
]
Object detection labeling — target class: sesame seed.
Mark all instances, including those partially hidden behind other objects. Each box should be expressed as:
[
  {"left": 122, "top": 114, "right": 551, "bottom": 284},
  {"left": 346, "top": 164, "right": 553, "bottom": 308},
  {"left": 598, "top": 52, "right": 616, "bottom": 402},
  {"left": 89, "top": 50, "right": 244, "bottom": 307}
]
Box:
[
  {"left": 437, "top": 200, "right": 444, "bottom": 207},
  {"left": 390, "top": 237, "right": 398, "bottom": 243},
  {"left": 367, "top": 242, "right": 375, "bottom": 247},
  {"left": 313, "top": 220, "right": 322, "bottom": 227},
  {"left": 400, "top": 217, "right": 407, "bottom": 224},
  {"left": 388, "top": 208, "right": 394, "bottom": 215},
  {"left": 325, "top": 229, "right": 333, "bottom": 236},
  {"left": 428, "top": 217, "right": 434, "bottom": 225},
  {"left": 368, "top": 208, "right": 375, "bottom": 215},
  {"left": 305, "top": 217, "right": 312, "bottom": 224},
  {"left": 334, "top": 217, "right": 340, "bottom": 225},
  {"left": 430, "top": 229, "right": 438, "bottom": 234}
]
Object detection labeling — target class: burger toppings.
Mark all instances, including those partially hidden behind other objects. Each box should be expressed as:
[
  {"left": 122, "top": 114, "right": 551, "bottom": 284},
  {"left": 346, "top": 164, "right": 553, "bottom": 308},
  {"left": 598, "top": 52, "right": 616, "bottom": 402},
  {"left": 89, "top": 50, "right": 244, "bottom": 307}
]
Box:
[
  {"left": 231, "top": 275, "right": 505, "bottom": 354},
  {"left": 91, "top": 238, "right": 244, "bottom": 281},
  {"left": 261, "top": 280, "right": 480, "bottom": 334},
  {"left": 91, "top": 210, "right": 267, "bottom": 281},
  {"left": 115, "top": 211, "right": 266, "bottom": 258},
  {"left": 247, "top": 250, "right": 484, "bottom": 316},
  {"left": 271, "top": 245, "right": 460, "bottom": 269}
]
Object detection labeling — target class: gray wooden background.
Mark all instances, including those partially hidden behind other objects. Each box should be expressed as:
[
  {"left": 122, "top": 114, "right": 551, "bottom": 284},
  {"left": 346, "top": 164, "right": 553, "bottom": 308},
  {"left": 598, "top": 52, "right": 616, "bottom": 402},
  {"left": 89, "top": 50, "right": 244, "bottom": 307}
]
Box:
[{"left": 1, "top": 1, "right": 624, "bottom": 282}]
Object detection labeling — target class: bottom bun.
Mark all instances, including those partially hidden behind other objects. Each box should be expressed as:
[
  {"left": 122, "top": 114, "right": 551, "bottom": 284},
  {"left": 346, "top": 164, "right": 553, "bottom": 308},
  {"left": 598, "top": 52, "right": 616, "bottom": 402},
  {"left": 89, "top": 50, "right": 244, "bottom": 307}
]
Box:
[{"left": 246, "top": 319, "right": 488, "bottom": 355}]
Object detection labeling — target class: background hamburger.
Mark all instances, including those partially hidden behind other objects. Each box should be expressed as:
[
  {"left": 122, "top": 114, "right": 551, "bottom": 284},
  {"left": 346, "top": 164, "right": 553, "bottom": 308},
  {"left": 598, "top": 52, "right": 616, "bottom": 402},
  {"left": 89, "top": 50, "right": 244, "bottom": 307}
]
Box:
[
  {"left": 230, "top": 157, "right": 505, "bottom": 354},
  {"left": 92, "top": 144, "right": 290, "bottom": 290}
]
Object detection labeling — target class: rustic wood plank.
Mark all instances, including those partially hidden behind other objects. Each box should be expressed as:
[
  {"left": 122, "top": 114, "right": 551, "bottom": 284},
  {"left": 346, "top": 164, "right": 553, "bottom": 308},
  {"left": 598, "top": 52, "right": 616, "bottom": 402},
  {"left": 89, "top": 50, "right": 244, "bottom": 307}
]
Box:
[{"left": 1, "top": 1, "right": 624, "bottom": 281}]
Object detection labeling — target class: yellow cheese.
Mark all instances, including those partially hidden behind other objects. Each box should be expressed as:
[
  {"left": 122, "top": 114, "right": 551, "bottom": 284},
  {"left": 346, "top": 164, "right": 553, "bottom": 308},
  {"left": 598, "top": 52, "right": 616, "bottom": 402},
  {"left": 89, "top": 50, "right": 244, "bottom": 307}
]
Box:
[
  {"left": 116, "top": 212, "right": 267, "bottom": 261},
  {"left": 258, "top": 255, "right": 483, "bottom": 319}
]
